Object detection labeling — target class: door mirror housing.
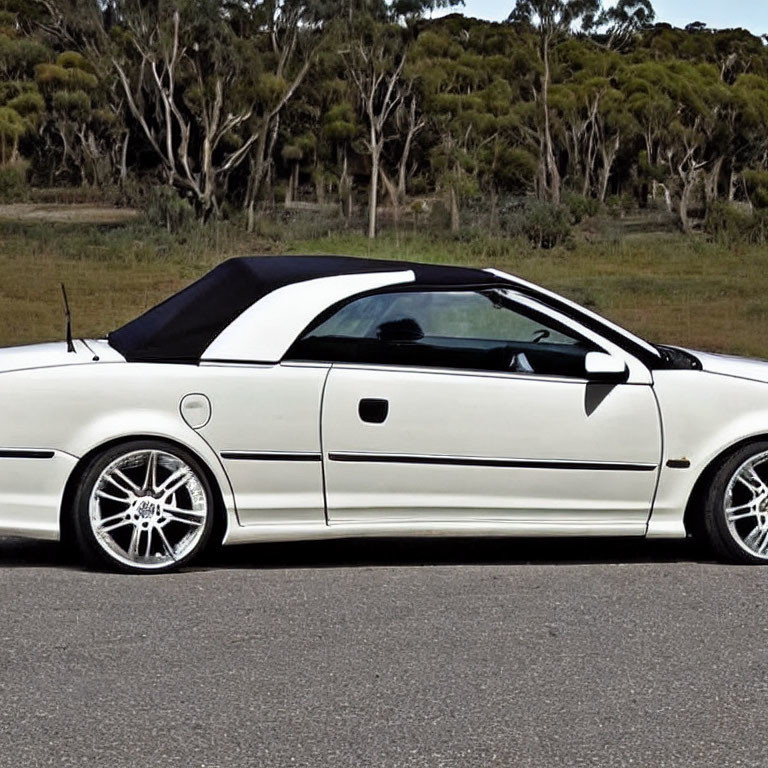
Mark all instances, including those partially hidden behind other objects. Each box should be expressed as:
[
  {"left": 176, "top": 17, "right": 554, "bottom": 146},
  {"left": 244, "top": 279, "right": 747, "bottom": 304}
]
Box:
[{"left": 585, "top": 352, "right": 629, "bottom": 382}]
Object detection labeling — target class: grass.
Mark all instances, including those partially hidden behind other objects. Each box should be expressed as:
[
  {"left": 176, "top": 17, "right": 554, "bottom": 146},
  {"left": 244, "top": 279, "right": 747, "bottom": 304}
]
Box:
[
  {"left": 0, "top": 220, "right": 273, "bottom": 346},
  {"left": 288, "top": 231, "right": 768, "bottom": 358},
  {"left": 0, "top": 218, "right": 766, "bottom": 359}
]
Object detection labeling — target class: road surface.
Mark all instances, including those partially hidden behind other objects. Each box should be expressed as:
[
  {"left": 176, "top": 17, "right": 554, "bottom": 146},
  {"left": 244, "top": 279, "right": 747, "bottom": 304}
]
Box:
[{"left": 0, "top": 535, "right": 764, "bottom": 767}]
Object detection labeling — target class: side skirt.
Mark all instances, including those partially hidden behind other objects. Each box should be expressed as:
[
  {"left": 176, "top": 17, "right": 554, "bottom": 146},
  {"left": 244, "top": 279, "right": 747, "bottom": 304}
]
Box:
[{"left": 223, "top": 519, "right": 649, "bottom": 546}]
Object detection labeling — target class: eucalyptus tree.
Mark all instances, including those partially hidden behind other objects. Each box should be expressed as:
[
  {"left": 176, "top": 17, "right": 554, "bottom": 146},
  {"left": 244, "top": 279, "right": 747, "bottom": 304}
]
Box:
[
  {"left": 727, "top": 74, "right": 768, "bottom": 202},
  {"left": 35, "top": 50, "right": 119, "bottom": 185},
  {"left": 338, "top": 0, "right": 460, "bottom": 238},
  {"left": 409, "top": 17, "right": 514, "bottom": 232},
  {"left": 340, "top": 14, "right": 405, "bottom": 238},
  {"left": 554, "top": 40, "right": 636, "bottom": 201},
  {"left": 508, "top": 0, "right": 601, "bottom": 204},
  {"left": 108, "top": 1, "right": 321, "bottom": 220},
  {"left": 0, "top": 9, "right": 47, "bottom": 168},
  {"left": 595, "top": 0, "right": 654, "bottom": 50}
]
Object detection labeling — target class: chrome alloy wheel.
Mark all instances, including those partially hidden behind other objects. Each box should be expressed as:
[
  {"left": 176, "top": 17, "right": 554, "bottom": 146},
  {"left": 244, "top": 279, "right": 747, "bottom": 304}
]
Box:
[
  {"left": 88, "top": 449, "right": 208, "bottom": 571},
  {"left": 724, "top": 450, "right": 768, "bottom": 559}
]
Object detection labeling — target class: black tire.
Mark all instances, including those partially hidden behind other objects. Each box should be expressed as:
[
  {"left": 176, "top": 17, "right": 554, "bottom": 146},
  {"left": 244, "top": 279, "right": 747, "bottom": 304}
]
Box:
[
  {"left": 72, "top": 439, "right": 215, "bottom": 574},
  {"left": 703, "top": 440, "right": 768, "bottom": 565}
]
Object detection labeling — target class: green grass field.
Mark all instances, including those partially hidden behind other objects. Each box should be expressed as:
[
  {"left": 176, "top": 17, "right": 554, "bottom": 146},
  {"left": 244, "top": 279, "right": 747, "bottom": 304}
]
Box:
[{"left": 0, "top": 219, "right": 765, "bottom": 359}]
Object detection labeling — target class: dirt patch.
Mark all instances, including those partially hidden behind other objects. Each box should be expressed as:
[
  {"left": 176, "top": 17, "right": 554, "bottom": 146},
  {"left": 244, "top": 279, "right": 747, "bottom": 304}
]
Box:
[{"left": 0, "top": 204, "right": 140, "bottom": 225}]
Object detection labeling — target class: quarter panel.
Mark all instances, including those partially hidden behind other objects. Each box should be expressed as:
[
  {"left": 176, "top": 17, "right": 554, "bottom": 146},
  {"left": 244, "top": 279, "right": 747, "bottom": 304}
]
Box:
[
  {"left": 0, "top": 452, "right": 77, "bottom": 540},
  {"left": 0, "top": 364, "right": 237, "bottom": 539},
  {"left": 650, "top": 370, "right": 768, "bottom": 537},
  {"left": 0, "top": 361, "right": 332, "bottom": 536},
  {"left": 197, "top": 363, "right": 329, "bottom": 525}
]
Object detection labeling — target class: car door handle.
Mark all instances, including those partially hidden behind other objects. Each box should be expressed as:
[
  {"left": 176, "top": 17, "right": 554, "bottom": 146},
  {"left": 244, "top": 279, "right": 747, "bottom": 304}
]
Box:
[{"left": 359, "top": 398, "right": 389, "bottom": 424}]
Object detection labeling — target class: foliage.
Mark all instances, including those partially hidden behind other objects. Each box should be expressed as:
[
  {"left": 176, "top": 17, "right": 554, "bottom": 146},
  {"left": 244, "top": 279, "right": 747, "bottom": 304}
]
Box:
[
  {"left": 704, "top": 200, "right": 768, "bottom": 246},
  {"left": 143, "top": 186, "right": 196, "bottom": 235},
  {"left": 499, "top": 198, "right": 572, "bottom": 248},
  {"left": 2, "top": 0, "right": 768, "bottom": 239},
  {"left": 0, "top": 158, "right": 27, "bottom": 201}
]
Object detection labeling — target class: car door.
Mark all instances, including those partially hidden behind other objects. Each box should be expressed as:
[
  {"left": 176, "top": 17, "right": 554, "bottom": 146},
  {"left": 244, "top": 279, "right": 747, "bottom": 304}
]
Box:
[{"left": 288, "top": 287, "right": 662, "bottom": 533}]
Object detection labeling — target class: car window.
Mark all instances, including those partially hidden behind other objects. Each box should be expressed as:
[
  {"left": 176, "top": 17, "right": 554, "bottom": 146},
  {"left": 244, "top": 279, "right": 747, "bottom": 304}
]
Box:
[{"left": 287, "top": 289, "right": 597, "bottom": 377}]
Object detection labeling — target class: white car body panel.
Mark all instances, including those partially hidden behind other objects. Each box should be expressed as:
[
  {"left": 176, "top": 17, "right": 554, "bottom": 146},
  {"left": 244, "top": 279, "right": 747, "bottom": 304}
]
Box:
[
  {"left": 202, "top": 270, "right": 415, "bottom": 362},
  {"left": 0, "top": 452, "right": 77, "bottom": 540},
  {"left": 197, "top": 362, "right": 330, "bottom": 526},
  {"left": 0, "top": 339, "right": 124, "bottom": 373},
  {"left": 688, "top": 349, "right": 768, "bottom": 384},
  {"left": 648, "top": 365, "right": 768, "bottom": 537},
  {"left": 0, "top": 362, "right": 239, "bottom": 541},
  {"left": 321, "top": 365, "right": 661, "bottom": 529},
  {"left": 4, "top": 263, "right": 768, "bottom": 552}
]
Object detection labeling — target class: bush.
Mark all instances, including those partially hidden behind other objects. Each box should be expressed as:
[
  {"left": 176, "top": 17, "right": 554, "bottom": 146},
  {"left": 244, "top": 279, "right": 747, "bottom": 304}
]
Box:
[
  {"left": 143, "top": 186, "right": 196, "bottom": 234},
  {"left": 705, "top": 200, "right": 768, "bottom": 246},
  {"left": 427, "top": 199, "right": 451, "bottom": 230},
  {"left": 564, "top": 193, "right": 601, "bottom": 224},
  {"left": 0, "top": 160, "right": 29, "bottom": 202},
  {"left": 743, "top": 170, "right": 768, "bottom": 210},
  {"left": 499, "top": 198, "right": 572, "bottom": 248}
]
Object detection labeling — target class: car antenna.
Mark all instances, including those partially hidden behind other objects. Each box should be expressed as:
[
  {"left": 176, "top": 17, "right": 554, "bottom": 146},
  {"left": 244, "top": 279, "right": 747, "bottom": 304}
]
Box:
[{"left": 61, "top": 283, "right": 75, "bottom": 354}]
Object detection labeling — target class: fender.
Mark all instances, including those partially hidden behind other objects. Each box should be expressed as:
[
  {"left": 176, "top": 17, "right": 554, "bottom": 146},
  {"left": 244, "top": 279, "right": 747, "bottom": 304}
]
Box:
[{"left": 649, "top": 370, "right": 768, "bottom": 537}]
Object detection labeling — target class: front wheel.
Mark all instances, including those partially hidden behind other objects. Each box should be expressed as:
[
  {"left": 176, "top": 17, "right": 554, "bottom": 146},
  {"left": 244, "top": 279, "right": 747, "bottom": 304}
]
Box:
[
  {"left": 72, "top": 440, "right": 215, "bottom": 574},
  {"left": 704, "top": 441, "right": 768, "bottom": 564}
]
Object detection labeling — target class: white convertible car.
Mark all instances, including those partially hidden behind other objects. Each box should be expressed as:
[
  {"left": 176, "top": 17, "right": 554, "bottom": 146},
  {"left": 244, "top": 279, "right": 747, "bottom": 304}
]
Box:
[{"left": 1, "top": 254, "right": 768, "bottom": 572}]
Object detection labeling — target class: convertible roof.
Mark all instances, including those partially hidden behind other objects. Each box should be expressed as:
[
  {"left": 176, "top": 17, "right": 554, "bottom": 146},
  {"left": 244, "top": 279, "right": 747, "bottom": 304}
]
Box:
[{"left": 109, "top": 255, "right": 507, "bottom": 363}]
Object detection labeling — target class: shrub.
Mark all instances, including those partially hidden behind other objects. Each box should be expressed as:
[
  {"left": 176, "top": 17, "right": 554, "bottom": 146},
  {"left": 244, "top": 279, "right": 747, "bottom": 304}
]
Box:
[
  {"left": 427, "top": 199, "right": 451, "bottom": 230},
  {"left": 0, "top": 160, "right": 29, "bottom": 202},
  {"left": 564, "top": 193, "right": 601, "bottom": 224},
  {"left": 143, "top": 186, "right": 196, "bottom": 234},
  {"left": 704, "top": 200, "right": 768, "bottom": 246},
  {"left": 499, "top": 198, "right": 572, "bottom": 249}
]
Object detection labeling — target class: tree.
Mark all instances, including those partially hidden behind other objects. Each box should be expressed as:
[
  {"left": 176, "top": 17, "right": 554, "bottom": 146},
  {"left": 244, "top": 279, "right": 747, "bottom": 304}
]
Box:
[
  {"left": 342, "top": 16, "right": 406, "bottom": 238},
  {"left": 508, "top": 0, "right": 601, "bottom": 204}
]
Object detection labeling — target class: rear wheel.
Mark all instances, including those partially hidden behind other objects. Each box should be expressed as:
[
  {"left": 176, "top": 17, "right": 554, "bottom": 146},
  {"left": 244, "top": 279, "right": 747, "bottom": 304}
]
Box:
[
  {"left": 72, "top": 440, "right": 214, "bottom": 573},
  {"left": 704, "top": 441, "right": 768, "bottom": 564}
]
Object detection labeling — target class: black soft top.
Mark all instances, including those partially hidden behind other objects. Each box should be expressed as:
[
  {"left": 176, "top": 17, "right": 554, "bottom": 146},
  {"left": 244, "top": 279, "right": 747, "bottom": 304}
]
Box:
[{"left": 108, "top": 255, "right": 506, "bottom": 363}]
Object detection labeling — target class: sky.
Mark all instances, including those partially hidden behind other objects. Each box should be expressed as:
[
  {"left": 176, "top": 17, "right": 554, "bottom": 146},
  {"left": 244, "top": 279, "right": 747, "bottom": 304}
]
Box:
[{"left": 434, "top": 1, "right": 768, "bottom": 36}]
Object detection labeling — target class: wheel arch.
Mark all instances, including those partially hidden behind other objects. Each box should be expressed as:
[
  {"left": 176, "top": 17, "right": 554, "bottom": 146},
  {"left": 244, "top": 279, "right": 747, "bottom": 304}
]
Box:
[
  {"left": 683, "top": 433, "right": 768, "bottom": 536},
  {"left": 58, "top": 434, "right": 230, "bottom": 550}
]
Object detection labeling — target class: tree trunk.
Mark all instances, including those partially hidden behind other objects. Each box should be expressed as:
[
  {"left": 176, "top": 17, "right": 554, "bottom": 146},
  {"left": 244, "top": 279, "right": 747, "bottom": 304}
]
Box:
[
  {"left": 314, "top": 170, "right": 325, "bottom": 205},
  {"left": 679, "top": 172, "right": 700, "bottom": 234},
  {"left": 489, "top": 186, "right": 499, "bottom": 233},
  {"left": 598, "top": 134, "right": 620, "bottom": 203},
  {"left": 541, "top": 33, "right": 561, "bottom": 205},
  {"left": 244, "top": 117, "right": 280, "bottom": 233},
  {"left": 380, "top": 166, "right": 399, "bottom": 229},
  {"left": 660, "top": 183, "right": 673, "bottom": 213},
  {"left": 368, "top": 130, "right": 381, "bottom": 240},
  {"left": 705, "top": 157, "right": 724, "bottom": 205},
  {"left": 397, "top": 97, "right": 420, "bottom": 201},
  {"left": 119, "top": 131, "right": 129, "bottom": 188},
  {"left": 450, "top": 183, "right": 460, "bottom": 234},
  {"left": 340, "top": 146, "right": 352, "bottom": 220},
  {"left": 200, "top": 135, "right": 216, "bottom": 221}
]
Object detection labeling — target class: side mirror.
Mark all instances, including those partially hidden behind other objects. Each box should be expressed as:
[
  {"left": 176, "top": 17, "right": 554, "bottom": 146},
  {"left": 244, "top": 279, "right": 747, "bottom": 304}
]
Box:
[{"left": 585, "top": 351, "right": 629, "bottom": 382}]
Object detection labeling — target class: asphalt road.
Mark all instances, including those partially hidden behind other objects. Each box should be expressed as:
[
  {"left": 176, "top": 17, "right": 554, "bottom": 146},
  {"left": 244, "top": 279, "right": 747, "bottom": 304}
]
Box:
[{"left": 0, "top": 535, "right": 766, "bottom": 768}]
